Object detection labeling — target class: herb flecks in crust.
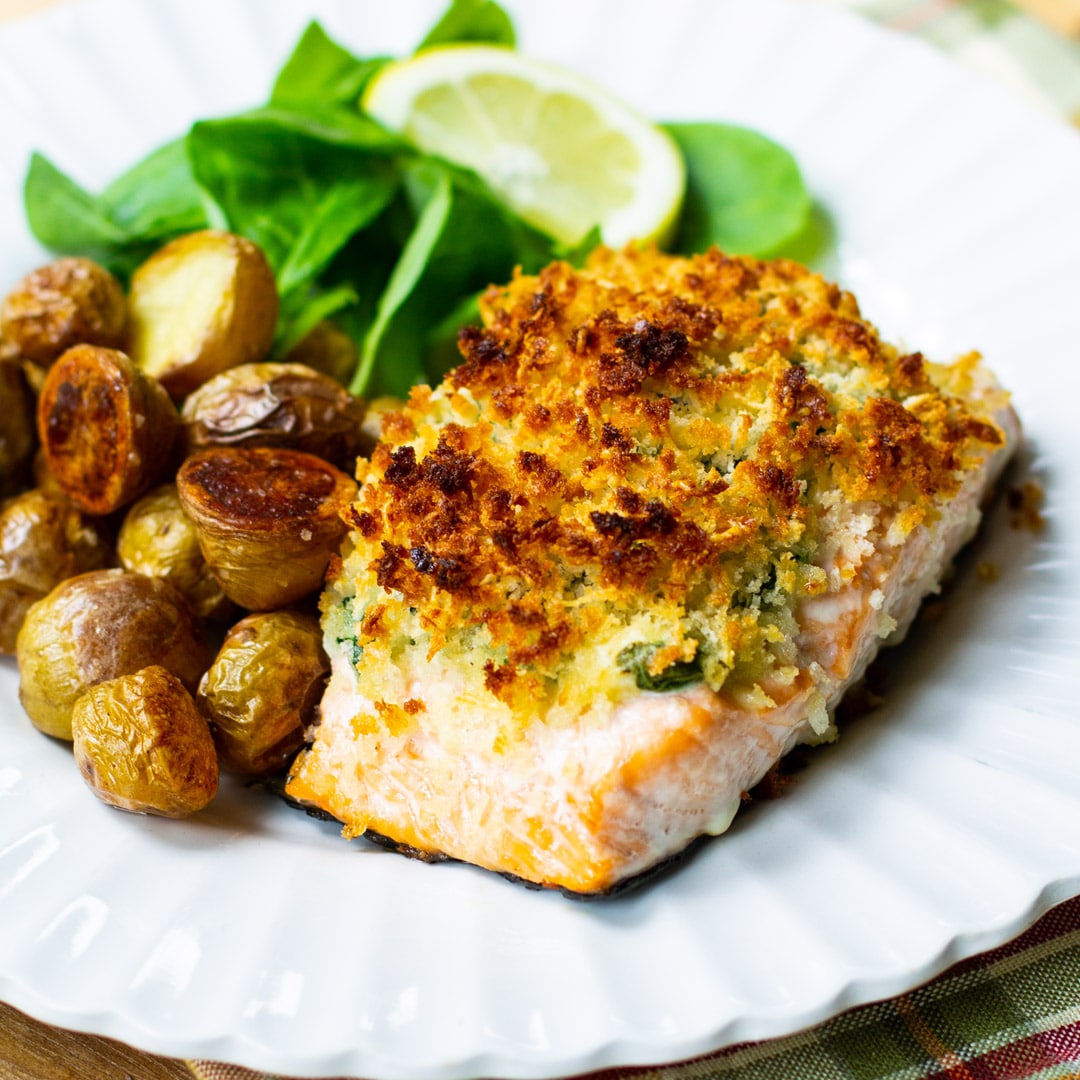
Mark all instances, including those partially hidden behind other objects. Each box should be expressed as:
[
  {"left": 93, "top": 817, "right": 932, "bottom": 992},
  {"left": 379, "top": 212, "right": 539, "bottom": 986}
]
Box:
[{"left": 329, "top": 246, "right": 1007, "bottom": 725}]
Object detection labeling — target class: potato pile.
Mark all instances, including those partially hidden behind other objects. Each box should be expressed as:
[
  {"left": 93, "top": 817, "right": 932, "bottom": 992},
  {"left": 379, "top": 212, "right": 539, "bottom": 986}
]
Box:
[{"left": 0, "top": 231, "right": 370, "bottom": 818}]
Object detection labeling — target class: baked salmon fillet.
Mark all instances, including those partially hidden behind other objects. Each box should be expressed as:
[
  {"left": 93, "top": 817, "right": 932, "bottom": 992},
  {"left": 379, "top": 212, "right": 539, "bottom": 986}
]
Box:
[{"left": 286, "top": 246, "right": 1018, "bottom": 894}]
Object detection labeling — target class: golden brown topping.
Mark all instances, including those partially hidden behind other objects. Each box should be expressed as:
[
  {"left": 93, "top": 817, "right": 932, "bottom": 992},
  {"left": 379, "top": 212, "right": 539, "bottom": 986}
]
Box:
[
  {"left": 773, "top": 364, "right": 831, "bottom": 426},
  {"left": 1008, "top": 480, "right": 1046, "bottom": 532},
  {"left": 331, "top": 246, "right": 1009, "bottom": 704}
]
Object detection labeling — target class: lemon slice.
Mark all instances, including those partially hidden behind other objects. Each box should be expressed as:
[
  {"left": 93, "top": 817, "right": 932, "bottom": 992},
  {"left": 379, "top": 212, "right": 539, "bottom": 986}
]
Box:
[{"left": 363, "top": 45, "right": 685, "bottom": 247}]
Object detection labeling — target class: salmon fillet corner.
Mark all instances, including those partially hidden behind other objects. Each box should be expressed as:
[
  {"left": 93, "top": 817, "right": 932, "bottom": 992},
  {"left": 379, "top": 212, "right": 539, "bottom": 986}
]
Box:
[{"left": 286, "top": 246, "right": 1018, "bottom": 894}]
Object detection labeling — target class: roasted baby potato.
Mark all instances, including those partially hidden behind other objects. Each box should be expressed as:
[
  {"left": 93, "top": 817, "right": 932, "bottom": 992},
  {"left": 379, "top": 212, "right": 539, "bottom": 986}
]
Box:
[
  {"left": 117, "top": 484, "right": 231, "bottom": 620},
  {"left": 0, "top": 257, "right": 126, "bottom": 367},
  {"left": 128, "top": 230, "right": 278, "bottom": 398},
  {"left": 0, "top": 488, "right": 113, "bottom": 653},
  {"left": 31, "top": 446, "right": 68, "bottom": 500},
  {"left": 37, "top": 344, "right": 179, "bottom": 515},
  {"left": 181, "top": 361, "right": 366, "bottom": 469},
  {"left": 177, "top": 447, "right": 357, "bottom": 610},
  {"left": 0, "top": 355, "right": 35, "bottom": 496},
  {"left": 198, "top": 610, "right": 329, "bottom": 776},
  {"left": 283, "top": 320, "right": 358, "bottom": 386},
  {"left": 16, "top": 568, "right": 209, "bottom": 741},
  {"left": 72, "top": 665, "right": 218, "bottom": 817}
]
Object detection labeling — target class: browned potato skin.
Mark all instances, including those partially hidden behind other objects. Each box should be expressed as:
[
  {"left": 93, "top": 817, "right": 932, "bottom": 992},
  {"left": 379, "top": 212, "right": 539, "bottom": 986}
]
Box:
[
  {"left": 15, "top": 568, "right": 209, "bottom": 741},
  {"left": 37, "top": 344, "right": 179, "bottom": 516},
  {"left": 128, "top": 230, "right": 279, "bottom": 399},
  {"left": 0, "top": 257, "right": 126, "bottom": 367},
  {"left": 72, "top": 665, "right": 218, "bottom": 817},
  {"left": 198, "top": 610, "right": 329, "bottom": 776},
  {"left": 283, "top": 320, "right": 358, "bottom": 386},
  {"left": 177, "top": 447, "right": 357, "bottom": 611},
  {"left": 0, "top": 355, "right": 35, "bottom": 496},
  {"left": 181, "top": 361, "right": 366, "bottom": 469},
  {"left": 0, "top": 488, "right": 113, "bottom": 653}
]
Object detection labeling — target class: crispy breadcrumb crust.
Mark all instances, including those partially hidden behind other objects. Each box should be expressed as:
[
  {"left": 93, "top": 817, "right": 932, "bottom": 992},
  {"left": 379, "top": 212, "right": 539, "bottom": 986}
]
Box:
[{"left": 323, "top": 246, "right": 1008, "bottom": 731}]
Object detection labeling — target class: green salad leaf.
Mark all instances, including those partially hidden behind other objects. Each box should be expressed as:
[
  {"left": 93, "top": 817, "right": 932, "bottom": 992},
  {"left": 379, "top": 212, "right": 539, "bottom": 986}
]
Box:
[
  {"left": 418, "top": 0, "right": 516, "bottom": 49},
  {"left": 100, "top": 137, "right": 211, "bottom": 242},
  {"left": 270, "top": 21, "right": 389, "bottom": 108},
  {"left": 21, "top": 0, "right": 816, "bottom": 401},
  {"left": 25, "top": 138, "right": 216, "bottom": 281},
  {"left": 664, "top": 122, "right": 812, "bottom": 258},
  {"left": 353, "top": 168, "right": 454, "bottom": 397},
  {"left": 24, "top": 153, "right": 129, "bottom": 255},
  {"left": 187, "top": 110, "right": 400, "bottom": 289}
]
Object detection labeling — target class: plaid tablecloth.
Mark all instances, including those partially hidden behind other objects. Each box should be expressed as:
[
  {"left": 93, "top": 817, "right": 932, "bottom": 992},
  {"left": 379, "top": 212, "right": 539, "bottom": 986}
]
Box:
[{"left": 182, "top": 3, "right": 1080, "bottom": 1079}]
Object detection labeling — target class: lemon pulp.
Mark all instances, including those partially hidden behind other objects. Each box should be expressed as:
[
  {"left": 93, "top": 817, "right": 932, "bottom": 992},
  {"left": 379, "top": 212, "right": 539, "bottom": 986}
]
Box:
[{"left": 364, "top": 46, "right": 685, "bottom": 247}]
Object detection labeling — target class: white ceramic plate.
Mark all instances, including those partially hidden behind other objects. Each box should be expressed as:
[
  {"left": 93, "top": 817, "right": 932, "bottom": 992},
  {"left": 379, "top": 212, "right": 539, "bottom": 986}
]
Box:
[{"left": 2, "top": 1, "right": 1080, "bottom": 1077}]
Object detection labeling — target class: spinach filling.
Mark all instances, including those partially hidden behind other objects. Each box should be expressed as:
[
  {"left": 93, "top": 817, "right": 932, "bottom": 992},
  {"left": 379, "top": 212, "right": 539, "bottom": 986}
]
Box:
[{"left": 617, "top": 642, "right": 704, "bottom": 692}]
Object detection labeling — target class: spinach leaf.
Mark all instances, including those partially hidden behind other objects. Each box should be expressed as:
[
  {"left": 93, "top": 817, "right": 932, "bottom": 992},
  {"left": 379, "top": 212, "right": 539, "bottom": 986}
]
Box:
[
  {"left": 418, "top": 0, "right": 516, "bottom": 49},
  {"left": 617, "top": 643, "right": 704, "bottom": 692},
  {"left": 188, "top": 109, "right": 400, "bottom": 291},
  {"left": 424, "top": 290, "right": 482, "bottom": 381},
  {"left": 274, "top": 281, "right": 359, "bottom": 358},
  {"left": 101, "top": 137, "right": 209, "bottom": 241},
  {"left": 556, "top": 224, "right": 603, "bottom": 268},
  {"left": 350, "top": 154, "right": 563, "bottom": 398},
  {"left": 351, "top": 169, "right": 454, "bottom": 397},
  {"left": 663, "top": 122, "right": 811, "bottom": 258},
  {"left": 25, "top": 139, "right": 215, "bottom": 282},
  {"left": 24, "top": 153, "right": 131, "bottom": 257},
  {"left": 274, "top": 175, "right": 397, "bottom": 298},
  {"left": 437, "top": 157, "right": 557, "bottom": 275},
  {"left": 315, "top": 207, "right": 410, "bottom": 338},
  {"left": 271, "top": 20, "right": 389, "bottom": 107}
]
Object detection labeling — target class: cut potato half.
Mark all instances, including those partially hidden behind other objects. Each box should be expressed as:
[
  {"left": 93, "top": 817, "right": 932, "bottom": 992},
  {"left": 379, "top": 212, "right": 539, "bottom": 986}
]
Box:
[{"left": 128, "top": 230, "right": 278, "bottom": 399}]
